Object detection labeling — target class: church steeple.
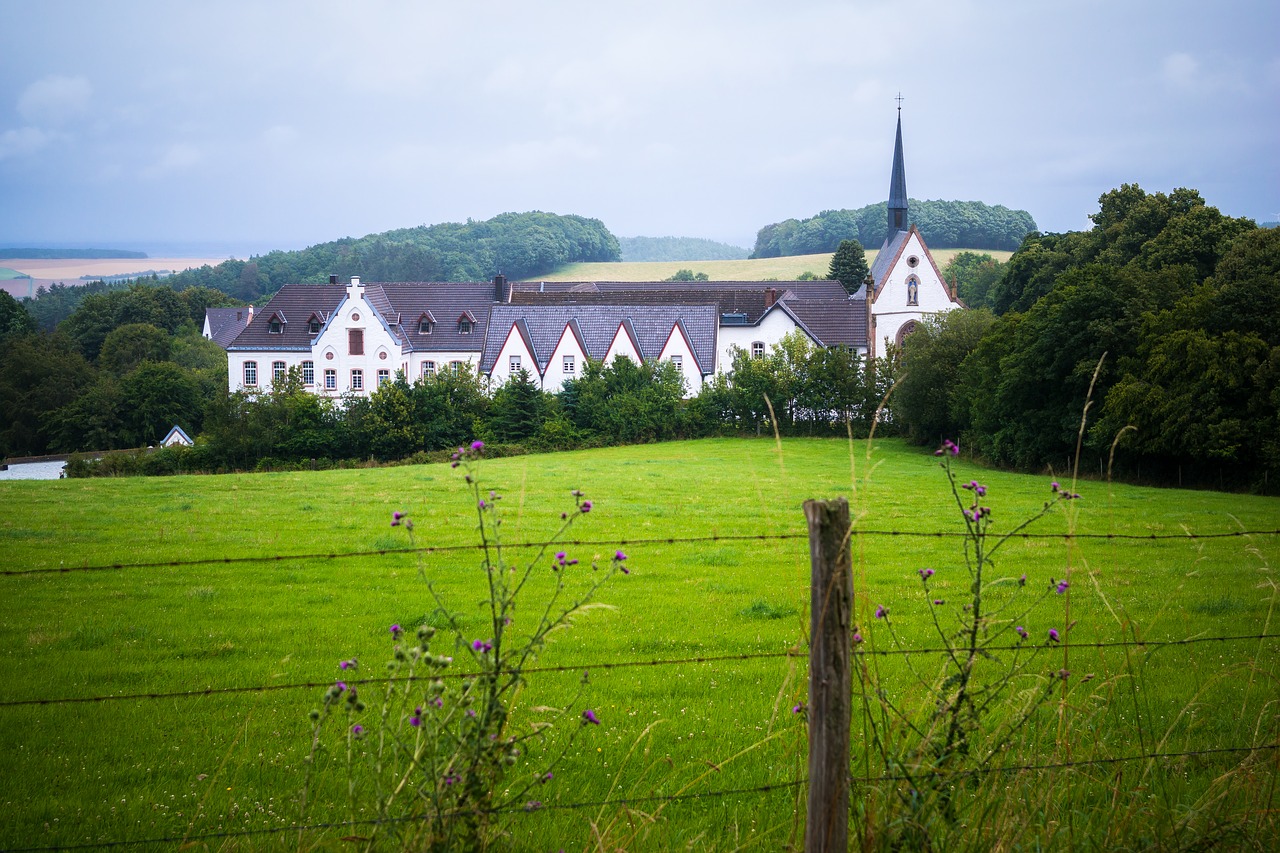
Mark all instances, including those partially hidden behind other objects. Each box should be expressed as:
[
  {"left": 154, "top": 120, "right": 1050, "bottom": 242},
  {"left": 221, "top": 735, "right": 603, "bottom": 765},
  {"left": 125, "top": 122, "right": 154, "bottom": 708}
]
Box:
[{"left": 887, "top": 101, "right": 908, "bottom": 236}]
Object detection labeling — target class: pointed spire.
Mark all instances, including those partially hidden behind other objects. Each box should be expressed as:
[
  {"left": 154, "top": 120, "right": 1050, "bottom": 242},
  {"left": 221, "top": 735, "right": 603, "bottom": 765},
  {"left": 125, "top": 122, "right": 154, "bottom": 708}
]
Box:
[{"left": 887, "top": 102, "right": 908, "bottom": 236}]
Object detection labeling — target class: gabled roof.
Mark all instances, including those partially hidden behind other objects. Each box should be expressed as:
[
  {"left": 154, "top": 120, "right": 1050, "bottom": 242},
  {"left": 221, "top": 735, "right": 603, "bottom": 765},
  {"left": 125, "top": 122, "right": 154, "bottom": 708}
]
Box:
[
  {"left": 161, "top": 425, "right": 193, "bottom": 446},
  {"left": 227, "top": 285, "right": 345, "bottom": 351},
  {"left": 376, "top": 282, "right": 496, "bottom": 352},
  {"left": 205, "top": 307, "right": 252, "bottom": 348},
  {"left": 870, "top": 230, "right": 910, "bottom": 289},
  {"left": 509, "top": 280, "right": 850, "bottom": 324},
  {"left": 784, "top": 298, "right": 868, "bottom": 349},
  {"left": 480, "top": 304, "right": 718, "bottom": 375}
]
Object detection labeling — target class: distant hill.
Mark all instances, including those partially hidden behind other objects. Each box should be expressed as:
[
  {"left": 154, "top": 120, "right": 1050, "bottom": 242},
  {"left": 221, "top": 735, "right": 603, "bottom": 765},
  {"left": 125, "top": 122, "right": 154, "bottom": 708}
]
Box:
[
  {"left": 0, "top": 248, "right": 147, "bottom": 260},
  {"left": 161, "top": 212, "right": 619, "bottom": 301},
  {"left": 752, "top": 200, "right": 1036, "bottom": 257},
  {"left": 618, "top": 236, "right": 750, "bottom": 262}
]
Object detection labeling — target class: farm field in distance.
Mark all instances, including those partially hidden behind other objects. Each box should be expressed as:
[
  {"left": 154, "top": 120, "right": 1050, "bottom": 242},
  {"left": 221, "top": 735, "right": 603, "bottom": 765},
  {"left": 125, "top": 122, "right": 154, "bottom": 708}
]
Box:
[
  {"left": 0, "top": 437, "right": 1275, "bottom": 849},
  {"left": 0, "top": 257, "right": 235, "bottom": 299},
  {"left": 480, "top": 249, "right": 1013, "bottom": 283}
]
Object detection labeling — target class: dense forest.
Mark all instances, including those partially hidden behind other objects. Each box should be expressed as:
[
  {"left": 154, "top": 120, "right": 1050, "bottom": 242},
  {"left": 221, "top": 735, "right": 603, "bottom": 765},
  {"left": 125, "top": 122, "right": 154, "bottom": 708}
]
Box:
[
  {"left": 0, "top": 248, "right": 147, "bottom": 260},
  {"left": 892, "top": 185, "right": 1276, "bottom": 489},
  {"left": 159, "top": 211, "right": 619, "bottom": 302},
  {"left": 751, "top": 200, "right": 1036, "bottom": 257},
  {"left": 618, "top": 236, "right": 750, "bottom": 262}
]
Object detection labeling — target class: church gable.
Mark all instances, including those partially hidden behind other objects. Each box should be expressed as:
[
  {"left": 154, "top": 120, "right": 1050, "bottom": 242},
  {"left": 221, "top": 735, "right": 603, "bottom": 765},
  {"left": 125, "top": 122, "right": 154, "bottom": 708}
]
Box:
[{"left": 873, "top": 227, "right": 954, "bottom": 312}]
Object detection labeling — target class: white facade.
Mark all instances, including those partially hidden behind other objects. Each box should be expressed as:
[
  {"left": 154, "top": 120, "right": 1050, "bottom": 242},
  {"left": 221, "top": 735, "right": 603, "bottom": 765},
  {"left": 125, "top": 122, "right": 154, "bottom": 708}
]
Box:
[{"left": 868, "top": 227, "right": 959, "bottom": 357}]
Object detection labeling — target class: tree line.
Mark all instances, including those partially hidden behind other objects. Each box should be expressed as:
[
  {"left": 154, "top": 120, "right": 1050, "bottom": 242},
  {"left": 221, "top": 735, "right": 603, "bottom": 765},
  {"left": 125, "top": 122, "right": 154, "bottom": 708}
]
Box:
[
  {"left": 752, "top": 200, "right": 1036, "bottom": 258},
  {"left": 892, "top": 185, "right": 1277, "bottom": 490},
  {"left": 61, "top": 333, "right": 891, "bottom": 476}
]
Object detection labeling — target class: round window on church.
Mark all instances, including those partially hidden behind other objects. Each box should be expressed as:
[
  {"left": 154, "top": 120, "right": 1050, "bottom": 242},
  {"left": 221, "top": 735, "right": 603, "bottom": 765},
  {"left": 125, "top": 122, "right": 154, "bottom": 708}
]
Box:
[
  {"left": 907, "top": 256, "right": 920, "bottom": 268},
  {"left": 351, "top": 312, "right": 361, "bottom": 321}
]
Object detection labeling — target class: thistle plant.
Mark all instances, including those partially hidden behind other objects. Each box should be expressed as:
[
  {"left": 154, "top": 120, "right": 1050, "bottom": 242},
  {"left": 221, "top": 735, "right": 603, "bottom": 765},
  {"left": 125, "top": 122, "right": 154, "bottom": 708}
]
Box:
[
  {"left": 302, "top": 440, "right": 628, "bottom": 850},
  {"left": 855, "top": 439, "right": 1081, "bottom": 837}
]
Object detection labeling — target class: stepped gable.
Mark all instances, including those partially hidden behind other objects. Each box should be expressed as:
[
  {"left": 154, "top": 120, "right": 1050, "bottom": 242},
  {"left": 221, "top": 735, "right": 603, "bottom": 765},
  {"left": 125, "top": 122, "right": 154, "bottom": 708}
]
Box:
[
  {"left": 377, "top": 282, "right": 497, "bottom": 352},
  {"left": 226, "top": 284, "right": 344, "bottom": 351},
  {"left": 481, "top": 303, "right": 717, "bottom": 375},
  {"left": 204, "top": 307, "right": 252, "bottom": 348}
]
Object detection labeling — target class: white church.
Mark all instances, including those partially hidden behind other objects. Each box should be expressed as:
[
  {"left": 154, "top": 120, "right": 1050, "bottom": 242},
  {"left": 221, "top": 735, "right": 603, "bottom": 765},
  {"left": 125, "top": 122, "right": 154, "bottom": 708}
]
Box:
[{"left": 218, "top": 111, "right": 960, "bottom": 396}]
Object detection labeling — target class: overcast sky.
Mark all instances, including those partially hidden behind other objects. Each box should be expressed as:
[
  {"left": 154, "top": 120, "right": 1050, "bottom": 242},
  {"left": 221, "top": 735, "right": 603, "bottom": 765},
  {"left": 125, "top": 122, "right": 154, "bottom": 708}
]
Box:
[{"left": 1, "top": 0, "right": 1276, "bottom": 255}]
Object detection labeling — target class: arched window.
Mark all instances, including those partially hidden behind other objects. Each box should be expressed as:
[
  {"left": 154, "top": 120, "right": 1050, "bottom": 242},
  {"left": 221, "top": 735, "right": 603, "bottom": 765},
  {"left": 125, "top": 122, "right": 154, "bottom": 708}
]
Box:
[{"left": 895, "top": 320, "right": 919, "bottom": 348}]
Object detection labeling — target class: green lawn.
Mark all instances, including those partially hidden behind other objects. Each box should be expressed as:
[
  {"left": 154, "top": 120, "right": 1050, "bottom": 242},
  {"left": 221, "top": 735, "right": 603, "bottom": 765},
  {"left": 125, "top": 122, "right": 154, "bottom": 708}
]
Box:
[
  {"left": 0, "top": 438, "right": 1276, "bottom": 849},
  {"left": 0, "top": 267, "right": 32, "bottom": 280}
]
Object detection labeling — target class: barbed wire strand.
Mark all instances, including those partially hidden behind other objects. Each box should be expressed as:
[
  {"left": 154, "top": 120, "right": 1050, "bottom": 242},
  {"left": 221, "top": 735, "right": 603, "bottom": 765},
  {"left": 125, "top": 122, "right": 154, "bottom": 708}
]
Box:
[
  {"left": 6, "top": 743, "right": 1275, "bottom": 852},
  {"left": 3, "top": 633, "right": 1275, "bottom": 710},
  {"left": 4, "top": 528, "right": 1277, "bottom": 577}
]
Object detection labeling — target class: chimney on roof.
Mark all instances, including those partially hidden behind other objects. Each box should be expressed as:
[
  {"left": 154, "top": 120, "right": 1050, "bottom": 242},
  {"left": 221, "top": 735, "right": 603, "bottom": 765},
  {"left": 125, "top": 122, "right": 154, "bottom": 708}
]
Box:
[
  {"left": 248, "top": 305, "right": 254, "bottom": 322},
  {"left": 329, "top": 274, "right": 338, "bottom": 285},
  {"left": 493, "top": 273, "right": 509, "bottom": 303},
  {"left": 764, "top": 287, "right": 778, "bottom": 309},
  {"left": 236, "top": 311, "right": 242, "bottom": 322},
  {"left": 347, "top": 276, "right": 363, "bottom": 302}
]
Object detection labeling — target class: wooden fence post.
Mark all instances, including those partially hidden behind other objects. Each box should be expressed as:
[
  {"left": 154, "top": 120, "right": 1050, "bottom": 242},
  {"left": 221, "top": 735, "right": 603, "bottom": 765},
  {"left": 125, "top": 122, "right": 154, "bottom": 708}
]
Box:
[{"left": 804, "top": 498, "right": 852, "bottom": 853}]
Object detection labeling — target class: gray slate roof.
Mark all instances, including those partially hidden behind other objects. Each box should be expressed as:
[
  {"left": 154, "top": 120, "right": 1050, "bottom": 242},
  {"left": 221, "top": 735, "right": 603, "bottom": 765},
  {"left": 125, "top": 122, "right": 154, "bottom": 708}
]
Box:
[
  {"left": 204, "top": 307, "right": 253, "bottom": 348},
  {"left": 870, "top": 230, "right": 910, "bottom": 292},
  {"left": 481, "top": 303, "right": 719, "bottom": 375},
  {"left": 226, "top": 285, "right": 344, "bottom": 351},
  {"left": 377, "top": 283, "right": 497, "bottom": 352},
  {"left": 785, "top": 299, "right": 867, "bottom": 349}
]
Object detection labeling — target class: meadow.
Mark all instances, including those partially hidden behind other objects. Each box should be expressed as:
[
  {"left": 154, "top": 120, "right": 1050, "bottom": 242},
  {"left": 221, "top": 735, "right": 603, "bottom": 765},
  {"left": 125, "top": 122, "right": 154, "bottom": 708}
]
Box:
[
  {"left": 537, "top": 249, "right": 1013, "bottom": 283},
  {"left": 0, "top": 437, "right": 1276, "bottom": 849}
]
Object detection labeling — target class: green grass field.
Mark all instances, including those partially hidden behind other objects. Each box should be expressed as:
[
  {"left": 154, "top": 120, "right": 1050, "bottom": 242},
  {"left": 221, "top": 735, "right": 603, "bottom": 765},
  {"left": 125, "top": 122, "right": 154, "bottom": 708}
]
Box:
[
  {"left": 537, "top": 249, "right": 1014, "bottom": 283},
  {"left": 0, "top": 267, "right": 32, "bottom": 280},
  {"left": 0, "top": 438, "right": 1276, "bottom": 849}
]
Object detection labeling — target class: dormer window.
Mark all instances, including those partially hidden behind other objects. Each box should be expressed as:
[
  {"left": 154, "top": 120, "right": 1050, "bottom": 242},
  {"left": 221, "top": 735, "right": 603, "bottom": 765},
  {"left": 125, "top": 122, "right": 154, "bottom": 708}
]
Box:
[
  {"left": 308, "top": 316, "right": 322, "bottom": 334},
  {"left": 268, "top": 317, "right": 283, "bottom": 334},
  {"left": 419, "top": 318, "right": 434, "bottom": 335},
  {"left": 458, "top": 318, "right": 472, "bottom": 335}
]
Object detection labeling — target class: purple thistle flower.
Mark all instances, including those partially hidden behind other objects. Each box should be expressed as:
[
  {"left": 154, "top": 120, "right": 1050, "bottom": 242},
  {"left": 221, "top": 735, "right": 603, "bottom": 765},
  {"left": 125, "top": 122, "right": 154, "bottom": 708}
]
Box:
[
  {"left": 444, "top": 773, "right": 458, "bottom": 786},
  {"left": 1059, "top": 669, "right": 1070, "bottom": 681},
  {"left": 1015, "top": 626, "right": 1028, "bottom": 640},
  {"left": 1019, "top": 573, "right": 1027, "bottom": 586},
  {"left": 393, "top": 511, "right": 403, "bottom": 520},
  {"left": 792, "top": 703, "right": 804, "bottom": 714},
  {"left": 339, "top": 659, "right": 356, "bottom": 670},
  {"left": 524, "top": 801, "right": 543, "bottom": 812},
  {"left": 874, "top": 605, "right": 887, "bottom": 619},
  {"left": 853, "top": 632, "right": 863, "bottom": 644},
  {"left": 582, "top": 709, "right": 600, "bottom": 725},
  {"left": 615, "top": 550, "right": 627, "bottom": 561},
  {"left": 1056, "top": 580, "right": 1069, "bottom": 594},
  {"left": 933, "top": 599, "right": 944, "bottom": 605},
  {"left": 555, "top": 551, "right": 566, "bottom": 561},
  {"left": 351, "top": 724, "right": 364, "bottom": 736},
  {"left": 466, "top": 709, "right": 476, "bottom": 718},
  {"left": 478, "top": 499, "right": 487, "bottom": 509},
  {"left": 1051, "top": 481, "right": 1060, "bottom": 492},
  {"left": 1048, "top": 628, "right": 1060, "bottom": 643},
  {"left": 430, "top": 696, "right": 443, "bottom": 708},
  {"left": 472, "top": 639, "right": 493, "bottom": 653},
  {"left": 541, "top": 771, "right": 553, "bottom": 782},
  {"left": 471, "top": 440, "right": 484, "bottom": 451},
  {"left": 410, "top": 715, "right": 421, "bottom": 727},
  {"left": 580, "top": 500, "right": 592, "bottom": 513},
  {"left": 918, "top": 568, "right": 934, "bottom": 580},
  {"left": 390, "top": 624, "right": 402, "bottom": 638},
  {"left": 335, "top": 681, "right": 347, "bottom": 692}
]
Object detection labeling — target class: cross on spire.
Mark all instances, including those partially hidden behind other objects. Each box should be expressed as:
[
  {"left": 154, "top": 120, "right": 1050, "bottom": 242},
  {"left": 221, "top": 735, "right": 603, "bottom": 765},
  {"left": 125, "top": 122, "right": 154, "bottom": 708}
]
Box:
[{"left": 895, "top": 92, "right": 904, "bottom": 112}]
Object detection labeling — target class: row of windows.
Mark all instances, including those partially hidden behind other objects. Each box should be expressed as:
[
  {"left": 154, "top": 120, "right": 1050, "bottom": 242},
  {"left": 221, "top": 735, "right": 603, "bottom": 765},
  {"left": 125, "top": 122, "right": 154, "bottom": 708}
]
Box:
[
  {"left": 419, "top": 361, "right": 469, "bottom": 377},
  {"left": 242, "top": 361, "right": 394, "bottom": 390}
]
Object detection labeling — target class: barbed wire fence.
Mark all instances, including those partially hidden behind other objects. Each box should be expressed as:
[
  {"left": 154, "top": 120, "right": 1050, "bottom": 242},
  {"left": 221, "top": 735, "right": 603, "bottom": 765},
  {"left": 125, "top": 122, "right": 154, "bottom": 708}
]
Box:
[{"left": 0, "top": 525, "right": 1277, "bottom": 850}]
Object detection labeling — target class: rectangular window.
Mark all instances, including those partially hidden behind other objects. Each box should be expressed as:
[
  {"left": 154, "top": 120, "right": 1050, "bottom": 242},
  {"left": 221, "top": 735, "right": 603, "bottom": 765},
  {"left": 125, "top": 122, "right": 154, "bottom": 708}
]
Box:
[
  {"left": 751, "top": 341, "right": 765, "bottom": 359},
  {"left": 243, "top": 360, "right": 258, "bottom": 386},
  {"left": 351, "top": 369, "right": 364, "bottom": 391},
  {"left": 422, "top": 361, "right": 436, "bottom": 378},
  {"left": 510, "top": 354, "right": 521, "bottom": 373},
  {"left": 302, "top": 361, "right": 315, "bottom": 385},
  {"left": 348, "top": 328, "right": 364, "bottom": 355},
  {"left": 377, "top": 369, "right": 390, "bottom": 387},
  {"left": 671, "top": 355, "right": 683, "bottom": 371},
  {"left": 450, "top": 361, "right": 465, "bottom": 375},
  {"left": 563, "top": 355, "right": 575, "bottom": 375},
  {"left": 273, "top": 361, "right": 287, "bottom": 383},
  {"left": 419, "top": 319, "right": 433, "bottom": 334},
  {"left": 324, "top": 368, "right": 336, "bottom": 390},
  {"left": 458, "top": 318, "right": 472, "bottom": 335},
  {"left": 308, "top": 318, "right": 321, "bottom": 334}
]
